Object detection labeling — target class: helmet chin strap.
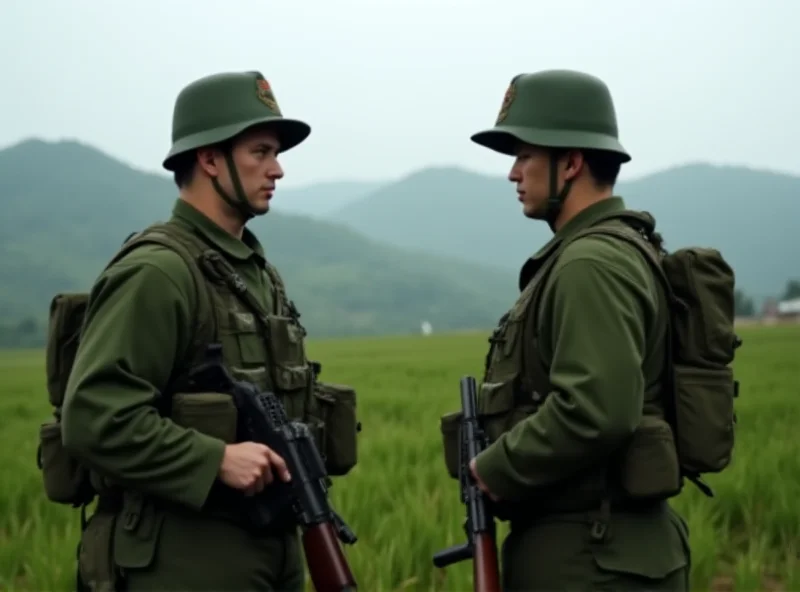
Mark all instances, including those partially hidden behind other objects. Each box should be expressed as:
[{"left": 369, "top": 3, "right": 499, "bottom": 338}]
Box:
[
  {"left": 544, "top": 155, "right": 573, "bottom": 233},
  {"left": 211, "top": 149, "right": 256, "bottom": 221}
]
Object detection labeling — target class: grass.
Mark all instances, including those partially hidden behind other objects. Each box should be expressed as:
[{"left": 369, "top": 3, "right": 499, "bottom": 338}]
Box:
[{"left": 0, "top": 323, "right": 798, "bottom": 591}]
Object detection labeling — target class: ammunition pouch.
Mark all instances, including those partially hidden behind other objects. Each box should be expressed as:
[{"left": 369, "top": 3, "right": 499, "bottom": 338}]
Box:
[
  {"left": 477, "top": 377, "right": 538, "bottom": 444},
  {"left": 266, "top": 314, "right": 311, "bottom": 421},
  {"left": 170, "top": 392, "right": 239, "bottom": 443},
  {"left": 617, "top": 415, "right": 682, "bottom": 500},
  {"left": 440, "top": 411, "right": 462, "bottom": 480},
  {"left": 310, "top": 381, "right": 360, "bottom": 476},
  {"left": 440, "top": 376, "right": 537, "bottom": 483}
]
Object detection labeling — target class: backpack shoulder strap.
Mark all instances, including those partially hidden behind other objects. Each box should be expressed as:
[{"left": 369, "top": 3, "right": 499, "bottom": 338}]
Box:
[
  {"left": 570, "top": 220, "right": 674, "bottom": 298},
  {"left": 106, "top": 221, "right": 221, "bottom": 376}
]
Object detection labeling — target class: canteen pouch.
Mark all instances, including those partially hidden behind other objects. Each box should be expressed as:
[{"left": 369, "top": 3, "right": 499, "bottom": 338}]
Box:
[
  {"left": 440, "top": 411, "right": 462, "bottom": 480},
  {"left": 46, "top": 292, "right": 89, "bottom": 408},
  {"left": 78, "top": 509, "right": 120, "bottom": 592},
  {"left": 38, "top": 418, "right": 95, "bottom": 506},
  {"left": 311, "top": 381, "right": 359, "bottom": 476},
  {"left": 170, "top": 392, "right": 238, "bottom": 443},
  {"left": 618, "top": 415, "right": 682, "bottom": 500}
]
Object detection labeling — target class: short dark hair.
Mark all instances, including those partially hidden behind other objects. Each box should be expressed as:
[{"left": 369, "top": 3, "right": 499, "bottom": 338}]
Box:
[
  {"left": 172, "top": 152, "right": 197, "bottom": 189},
  {"left": 550, "top": 147, "right": 623, "bottom": 188},
  {"left": 171, "top": 138, "right": 236, "bottom": 189}
]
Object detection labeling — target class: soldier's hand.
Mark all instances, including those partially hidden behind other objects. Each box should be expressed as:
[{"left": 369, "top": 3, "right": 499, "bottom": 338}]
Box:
[{"left": 218, "top": 442, "right": 291, "bottom": 494}]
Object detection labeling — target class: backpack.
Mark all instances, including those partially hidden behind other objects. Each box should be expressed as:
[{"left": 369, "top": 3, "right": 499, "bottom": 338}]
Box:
[
  {"left": 577, "top": 211, "right": 742, "bottom": 497},
  {"left": 36, "top": 224, "right": 215, "bottom": 521}
]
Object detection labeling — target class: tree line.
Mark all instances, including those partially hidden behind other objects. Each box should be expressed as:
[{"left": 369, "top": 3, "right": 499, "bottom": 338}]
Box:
[{"left": 2, "top": 279, "right": 797, "bottom": 351}]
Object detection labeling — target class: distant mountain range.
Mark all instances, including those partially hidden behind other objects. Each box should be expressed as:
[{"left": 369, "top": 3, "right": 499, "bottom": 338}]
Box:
[
  {"left": 1, "top": 137, "right": 796, "bottom": 344},
  {"left": 322, "top": 164, "right": 798, "bottom": 306},
  {"left": 0, "top": 139, "right": 516, "bottom": 339}
]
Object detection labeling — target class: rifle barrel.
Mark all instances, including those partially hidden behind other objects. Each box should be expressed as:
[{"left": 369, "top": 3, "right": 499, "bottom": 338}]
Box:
[{"left": 432, "top": 375, "right": 501, "bottom": 592}]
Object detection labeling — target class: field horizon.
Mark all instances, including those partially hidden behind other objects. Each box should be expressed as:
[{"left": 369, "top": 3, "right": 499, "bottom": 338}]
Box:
[{"left": 2, "top": 325, "right": 798, "bottom": 591}]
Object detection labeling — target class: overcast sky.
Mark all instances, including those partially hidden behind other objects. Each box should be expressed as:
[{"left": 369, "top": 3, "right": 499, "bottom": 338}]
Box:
[{"left": 1, "top": 0, "right": 795, "bottom": 188}]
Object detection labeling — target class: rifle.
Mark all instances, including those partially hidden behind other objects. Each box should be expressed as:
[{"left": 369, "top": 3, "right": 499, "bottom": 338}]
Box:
[
  {"left": 185, "top": 343, "right": 358, "bottom": 592},
  {"left": 432, "top": 376, "right": 500, "bottom": 592}
]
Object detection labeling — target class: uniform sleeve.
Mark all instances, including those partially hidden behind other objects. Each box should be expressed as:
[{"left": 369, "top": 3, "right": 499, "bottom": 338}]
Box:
[
  {"left": 474, "top": 238, "right": 655, "bottom": 501},
  {"left": 61, "top": 246, "right": 226, "bottom": 511}
]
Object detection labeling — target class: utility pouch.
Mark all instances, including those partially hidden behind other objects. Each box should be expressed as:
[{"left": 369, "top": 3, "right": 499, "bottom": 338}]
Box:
[
  {"left": 311, "top": 381, "right": 359, "bottom": 476},
  {"left": 171, "top": 392, "right": 238, "bottom": 443},
  {"left": 114, "top": 492, "right": 166, "bottom": 572},
  {"left": 440, "top": 411, "right": 462, "bottom": 480},
  {"left": 78, "top": 510, "right": 119, "bottom": 592},
  {"left": 37, "top": 419, "right": 94, "bottom": 506},
  {"left": 672, "top": 364, "right": 736, "bottom": 475},
  {"left": 618, "top": 415, "right": 682, "bottom": 500}
]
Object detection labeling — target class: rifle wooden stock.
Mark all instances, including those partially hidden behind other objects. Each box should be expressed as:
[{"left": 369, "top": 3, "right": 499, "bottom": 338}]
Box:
[
  {"left": 473, "top": 533, "right": 501, "bottom": 592},
  {"left": 303, "top": 522, "right": 357, "bottom": 592}
]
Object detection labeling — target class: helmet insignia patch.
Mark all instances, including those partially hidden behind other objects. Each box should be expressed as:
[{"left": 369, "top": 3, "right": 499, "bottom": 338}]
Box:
[
  {"left": 255, "top": 77, "right": 282, "bottom": 115},
  {"left": 496, "top": 76, "right": 518, "bottom": 124}
]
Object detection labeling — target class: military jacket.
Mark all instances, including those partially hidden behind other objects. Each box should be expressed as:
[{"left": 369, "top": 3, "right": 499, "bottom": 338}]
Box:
[
  {"left": 469, "top": 197, "right": 674, "bottom": 514},
  {"left": 61, "top": 199, "right": 358, "bottom": 516}
]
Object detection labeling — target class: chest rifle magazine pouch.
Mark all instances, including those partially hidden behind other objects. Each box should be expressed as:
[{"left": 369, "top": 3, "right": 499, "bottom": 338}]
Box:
[{"left": 266, "top": 315, "right": 313, "bottom": 420}]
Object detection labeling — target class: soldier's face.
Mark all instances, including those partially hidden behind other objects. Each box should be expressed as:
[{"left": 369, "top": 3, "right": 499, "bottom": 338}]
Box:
[
  {"left": 508, "top": 144, "right": 580, "bottom": 221},
  {"left": 228, "top": 128, "right": 285, "bottom": 215},
  {"left": 508, "top": 145, "right": 555, "bottom": 220}
]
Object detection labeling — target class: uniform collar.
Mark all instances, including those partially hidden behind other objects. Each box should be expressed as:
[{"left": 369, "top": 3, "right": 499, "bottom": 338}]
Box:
[
  {"left": 171, "top": 199, "right": 266, "bottom": 265},
  {"left": 520, "top": 196, "right": 627, "bottom": 289}
]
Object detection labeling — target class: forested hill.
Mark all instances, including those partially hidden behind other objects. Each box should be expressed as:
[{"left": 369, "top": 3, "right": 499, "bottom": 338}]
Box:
[
  {"left": 3, "top": 137, "right": 797, "bottom": 348},
  {"left": 0, "top": 139, "right": 516, "bottom": 345},
  {"left": 326, "top": 164, "right": 800, "bottom": 304}
]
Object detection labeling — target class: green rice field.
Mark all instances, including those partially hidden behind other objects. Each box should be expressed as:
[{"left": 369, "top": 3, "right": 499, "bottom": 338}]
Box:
[{"left": 1, "top": 323, "right": 798, "bottom": 591}]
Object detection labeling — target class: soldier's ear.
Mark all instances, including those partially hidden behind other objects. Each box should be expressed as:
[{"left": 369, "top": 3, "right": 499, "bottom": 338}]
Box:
[
  {"left": 562, "top": 150, "right": 584, "bottom": 181},
  {"left": 196, "top": 147, "right": 221, "bottom": 178}
]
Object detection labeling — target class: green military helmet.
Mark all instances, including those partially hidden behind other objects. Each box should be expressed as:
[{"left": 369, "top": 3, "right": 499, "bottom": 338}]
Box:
[
  {"left": 162, "top": 70, "right": 311, "bottom": 172},
  {"left": 471, "top": 69, "right": 630, "bottom": 163}
]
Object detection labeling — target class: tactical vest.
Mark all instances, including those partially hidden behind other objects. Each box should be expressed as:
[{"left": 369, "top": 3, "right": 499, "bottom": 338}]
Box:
[
  {"left": 38, "top": 219, "right": 360, "bottom": 524},
  {"left": 441, "top": 210, "right": 741, "bottom": 528}
]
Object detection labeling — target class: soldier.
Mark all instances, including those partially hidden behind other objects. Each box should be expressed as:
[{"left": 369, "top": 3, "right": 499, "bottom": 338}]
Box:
[
  {"left": 59, "top": 71, "right": 359, "bottom": 591},
  {"left": 464, "top": 70, "right": 692, "bottom": 590}
]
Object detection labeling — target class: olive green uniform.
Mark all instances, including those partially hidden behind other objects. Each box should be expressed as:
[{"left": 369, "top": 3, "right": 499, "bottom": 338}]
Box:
[
  {"left": 54, "top": 71, "right": 359, "bottom": 591},
  {"left": 461, "top": 70, "right": 691, "bottom": 590},
  {"left": 63, "top": 200, "right": 304, "bottom": 590}
]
